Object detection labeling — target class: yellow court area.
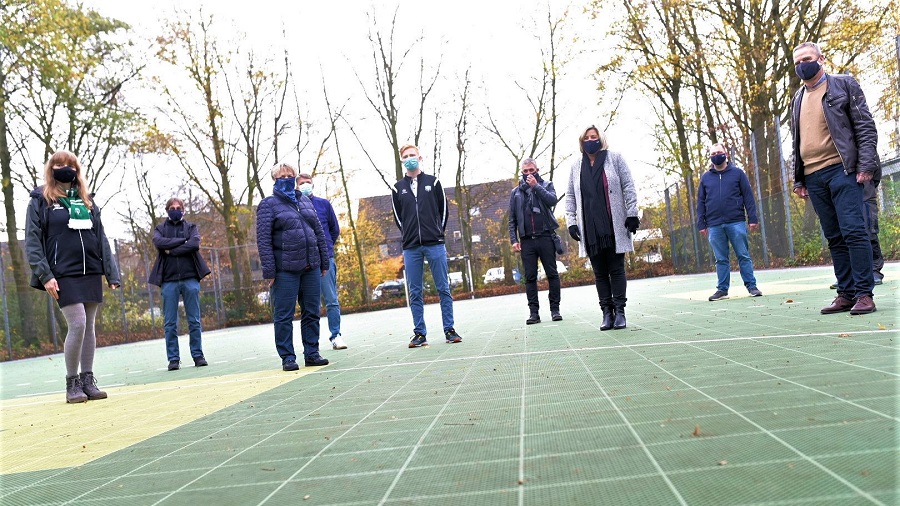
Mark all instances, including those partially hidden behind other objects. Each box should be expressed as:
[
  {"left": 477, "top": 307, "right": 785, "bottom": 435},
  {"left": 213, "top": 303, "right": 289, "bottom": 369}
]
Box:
[
  {"left": 662, "top": 273, "right": 836, "bottom": 300},
  {"left": 0, "top": 370, "right": 314, "bottom": 474}
]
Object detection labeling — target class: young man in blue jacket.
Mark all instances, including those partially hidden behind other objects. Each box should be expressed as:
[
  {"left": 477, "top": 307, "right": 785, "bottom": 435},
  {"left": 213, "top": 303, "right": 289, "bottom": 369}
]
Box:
[
  {"left": 696, "top": 143, "right": 763, "bottom": 301},
  {"left": 297, "top": 173, "right": 347, "bottom": 350},
  {"left": 391, "top": 144, "right": 462, "bottom": 348}
]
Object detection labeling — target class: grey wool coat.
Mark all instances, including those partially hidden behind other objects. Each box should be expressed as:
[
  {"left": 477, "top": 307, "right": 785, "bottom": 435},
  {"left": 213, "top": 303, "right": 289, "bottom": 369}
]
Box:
[{"left": 564, "top": 150, "right": 639, "bottom": 256}]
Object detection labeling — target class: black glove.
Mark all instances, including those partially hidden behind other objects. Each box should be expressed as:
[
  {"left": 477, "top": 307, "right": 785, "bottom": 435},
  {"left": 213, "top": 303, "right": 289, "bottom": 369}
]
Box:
[
  {"left": 625, "top": 216, "right": 640, "bottom": 234},
  {"left": 568, "top": 225, "right": 581, "bottom": 242}
]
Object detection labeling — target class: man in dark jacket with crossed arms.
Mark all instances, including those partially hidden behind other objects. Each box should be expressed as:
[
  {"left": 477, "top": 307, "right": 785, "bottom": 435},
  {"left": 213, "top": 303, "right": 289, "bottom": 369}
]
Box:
[{"left": 149, "top": 197, "right": 212, "bottom": 370}]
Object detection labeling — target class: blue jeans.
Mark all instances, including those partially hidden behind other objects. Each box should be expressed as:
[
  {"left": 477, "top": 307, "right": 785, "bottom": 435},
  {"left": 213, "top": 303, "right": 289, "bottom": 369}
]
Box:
[
  {"left": 272, "top": 269, "right": 321, "bottom": 363},
  {"left": 161, "top": 278, "right": 203, "bottom": 362},
  {"left": 707, "top": 222, "right": 757, "bottom": 292},
  {"left": 320, "top": 257, "right": 341, "bottom": 339},
  {"left": 403, "top": 244, "right": 454, "bottom": 335},
  {"left": 806, "top": 164, "right": 874, "bottom": 298}
]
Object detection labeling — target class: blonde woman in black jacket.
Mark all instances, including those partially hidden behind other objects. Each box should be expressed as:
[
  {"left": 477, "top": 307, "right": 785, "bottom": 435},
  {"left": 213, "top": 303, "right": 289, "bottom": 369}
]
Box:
[{"left": 25, "top": 150, "right": 120, "bottom": 403}]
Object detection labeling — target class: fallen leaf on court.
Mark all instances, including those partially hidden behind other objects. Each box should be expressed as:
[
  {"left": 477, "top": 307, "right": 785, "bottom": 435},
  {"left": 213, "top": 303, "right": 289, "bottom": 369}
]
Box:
[
  {"left": 839, "top": 333, "right": 851, "bottom": 338},
  {"left": 877, "top": 324, "right": 886, "bottom": 330},
  {"left": 718, "top": 460, "right": 728, "bottom": 466},
  {"left": 517, "top": 479, "right": 524, "bottom": 485},
  {"left": 693, "top": 425, "right": 701, "bottom": 436},
  {"left": 303, "top": 495, "right": 310, "bottom": 500},
  {"left": 785, "top": 299, "right": 794, "bottom": 303},
  {"left": 261, "top": 467, "right": 274, "bottom": 471}
]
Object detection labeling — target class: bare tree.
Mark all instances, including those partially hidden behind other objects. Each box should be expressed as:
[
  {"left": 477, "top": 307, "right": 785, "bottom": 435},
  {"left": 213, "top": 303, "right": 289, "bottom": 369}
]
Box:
[{"left": 354, "top": 7, "right": 442, "bottom": 181}]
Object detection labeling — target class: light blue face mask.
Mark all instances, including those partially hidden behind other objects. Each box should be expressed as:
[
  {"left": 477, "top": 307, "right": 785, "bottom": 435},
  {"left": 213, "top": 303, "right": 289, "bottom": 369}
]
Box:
[
  {"left": 403, "top": 157, "right": 419, "bottom": 171},
  {"left": 298, "top": 183, "right": 313, "bottom": 196}
]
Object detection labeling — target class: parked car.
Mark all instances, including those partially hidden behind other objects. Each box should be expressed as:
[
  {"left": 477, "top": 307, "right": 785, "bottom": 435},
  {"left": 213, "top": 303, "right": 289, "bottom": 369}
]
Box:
[
  {"left": 483, "top": 267, "right": 521, "bottom": 284},
  {"left": 538, "top": 261, "right": 568, "bottom": 280},
  {"left": 372, "top": 279, "right": 405, "bottom": 300}
]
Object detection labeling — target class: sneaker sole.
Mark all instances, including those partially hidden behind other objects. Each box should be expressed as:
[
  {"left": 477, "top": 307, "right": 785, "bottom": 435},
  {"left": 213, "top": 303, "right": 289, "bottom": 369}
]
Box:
[
  {"left": 408, "top": 343, "right": 429, "bottom": 348},
  {"left": 849, "top": 308, "right": 877, "bottom": 315},
  {"left": 709, "top": 297, "right": 729, "bottom": 301},
  {"left": 445, "top": 339, "right": 462, "bottom": 344},
  {"left": 820, "top": 307, "right": 853, "bottom": 314}
]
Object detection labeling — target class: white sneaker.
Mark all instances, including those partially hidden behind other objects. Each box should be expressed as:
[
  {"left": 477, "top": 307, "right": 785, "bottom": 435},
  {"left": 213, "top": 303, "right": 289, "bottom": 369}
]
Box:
[{"left": 331, "top": 335, "right": 348, "bottom": 350}]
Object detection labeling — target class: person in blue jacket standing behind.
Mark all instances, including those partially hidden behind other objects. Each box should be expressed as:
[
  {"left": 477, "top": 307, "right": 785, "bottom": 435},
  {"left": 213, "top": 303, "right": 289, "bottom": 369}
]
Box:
[
  {"left": 256, "top": 163, "right": 330, "bottom": 371},
  {"left": 696, "top": 143, "right": 763, "bottom": 301},
  {"left": 296, "top": 172, "right": 347, "bottom": 350}
]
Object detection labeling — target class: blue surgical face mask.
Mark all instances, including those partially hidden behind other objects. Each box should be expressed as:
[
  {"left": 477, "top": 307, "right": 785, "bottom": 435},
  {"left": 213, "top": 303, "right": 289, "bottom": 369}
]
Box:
[
  {"left": 402, "top": 157, "right": 419, "bottom": 172},
  {"left": 167, "top": 208, "right": 184, "bottom": 222},
  {"left": 274, "top": 177, "right": 296, "bottom": 194},
  {"left": 710, "top": 154, "right": 727, "bottom": 166},
  {"left": 298, "top": 182, "right": 313, "bottom": 197},
  {"left": 583, "top": 139, "right": 602, "bottom": 155},
  {"left": 795, "top": 60, "right": 821, "bottom": 81}
]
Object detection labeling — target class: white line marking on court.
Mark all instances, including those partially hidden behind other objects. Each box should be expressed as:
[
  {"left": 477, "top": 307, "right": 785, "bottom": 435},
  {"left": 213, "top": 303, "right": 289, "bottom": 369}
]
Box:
[
  {"left": 44, "top": 380, "right": 56, "bottom": 383},
  {"left": 126, "top": 371, "right": 142, "bottom": 374},
  {"left": 241, "top": 357, "right": 256, "bottom": 361},
  {"left": 639, "top": 352, "right": 887, "bottom": 505},
  {"left": 563, "top": 329, "right": 688, "bottom": 505},
  {"left": 710, "top": 309, "right": 728, "bottom": 312},
  {"left": 375, "top": 328, "right": 500, "bottom": 506},
  {"left": 674, "top": 312, "right": 693, "bottom": 315},
  {"left": 518, "top": 326, "right": 528, "bottom": 506},
  {"left": 16, "top": 383, "right": 31, "bottom": 386},
  {"left": 750, "top": 340, "right": 900, "bottom": 377},
  {"left": 214, "top": 360, "right": 229, "bottom": 364},
  {"left": 99, "top": 374, "right": 113, "bottom": 377}
]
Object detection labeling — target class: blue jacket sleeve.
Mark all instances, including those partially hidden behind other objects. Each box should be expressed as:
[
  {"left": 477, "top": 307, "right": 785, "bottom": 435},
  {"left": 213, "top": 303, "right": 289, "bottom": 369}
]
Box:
[
  {"left": 740, "top": 171, "right": 758, "bottom": 224},
  {"left": 327, "top": 201, "right": 340, "bottom": 245},
  {"left": 256, "top": 199, "right": 276, "bottom": 279},
  {"left": 696, "top": 174, "right": 708, "bottom": 230}
]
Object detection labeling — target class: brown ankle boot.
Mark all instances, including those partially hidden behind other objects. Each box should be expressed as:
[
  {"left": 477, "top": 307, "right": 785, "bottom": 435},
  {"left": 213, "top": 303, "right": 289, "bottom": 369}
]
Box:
[
  {"left": 79, "top": 372, "right": 108, "bottom": 400},
  {"left": 849, "top": 295, "right": 876, "bottom": 315},
  {"left": 820, "top": 296, "right": 854, "bottom": 314},
  {"left": 66, "top": 375, "right": 88, "bottom": 403}
]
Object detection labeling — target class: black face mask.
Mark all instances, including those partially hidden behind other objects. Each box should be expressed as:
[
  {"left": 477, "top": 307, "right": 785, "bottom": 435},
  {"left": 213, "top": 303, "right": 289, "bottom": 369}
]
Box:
[{"left": 52, "top": 166, "right": 77, "bottom": 183}]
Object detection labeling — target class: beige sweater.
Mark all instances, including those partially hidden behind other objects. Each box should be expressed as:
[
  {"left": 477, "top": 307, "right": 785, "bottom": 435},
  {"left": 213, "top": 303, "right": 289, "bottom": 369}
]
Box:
[{"left": 799, "top": 81, "right": 842, "bottom": 175}]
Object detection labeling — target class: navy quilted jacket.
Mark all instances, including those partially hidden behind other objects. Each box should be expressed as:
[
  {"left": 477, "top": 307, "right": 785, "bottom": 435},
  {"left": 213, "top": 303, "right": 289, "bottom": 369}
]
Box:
[{"left": 256, "top": 191, "right": 329, "bottom": 279}]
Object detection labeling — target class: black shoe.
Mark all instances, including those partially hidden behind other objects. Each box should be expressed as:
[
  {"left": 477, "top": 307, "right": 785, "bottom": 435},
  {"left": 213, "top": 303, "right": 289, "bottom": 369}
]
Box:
[
  {"left": 748, "top": 287, "right": 763, "bottom": 297},
  {"left": 551, "top": 311, "right": 563, "bottom": 321},
  {"left": 526, "top": 314, "right": 541, "bottom": 325},
  {"left": 305, "top": 355, "right": 329, "bottom": 367},
  {"left": 600, "top": 307, "right": 614, "bottom": 331},
  {"left": 282, "top": 360, "right": 299, "bottom": 371},
  {"left": 409, "top": 333, "right": 428, "bottom": 348},
  {"left": 613, "top": 308, "right": 626, "bottom": 329},
  {"left": 444, "top": 328, "right": 463, "bottom": 343},
  {"left": 708, "top": 290, "right": 728, "bottom": 301},
  {"left": 874, "top": 277, "right": 883, "bottom": 286},
  {"left": 168, "top": 360, "right": 180, "bottom": 371},
  {"left": 194, "top": 356, "right": 208, "bottom": 367}
]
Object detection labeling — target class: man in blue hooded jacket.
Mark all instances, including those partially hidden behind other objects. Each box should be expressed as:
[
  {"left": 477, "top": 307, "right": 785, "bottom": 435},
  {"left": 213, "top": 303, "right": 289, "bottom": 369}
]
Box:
[{"left": 696, "top": 143, "right": 763, "bottom": 301}]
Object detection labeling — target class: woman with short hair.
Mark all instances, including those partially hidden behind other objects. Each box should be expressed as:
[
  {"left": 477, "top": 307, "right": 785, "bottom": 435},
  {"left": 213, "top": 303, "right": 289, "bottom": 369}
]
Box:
[{"left": 256, "top": 163, "right": 330, "bottom": 371}]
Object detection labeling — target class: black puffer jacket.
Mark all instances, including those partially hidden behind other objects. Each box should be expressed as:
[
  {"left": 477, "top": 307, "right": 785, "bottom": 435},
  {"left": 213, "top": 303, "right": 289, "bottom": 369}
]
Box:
[
  {"left": 256, "top": 191, "right": 328, "bottom": 279},
  {"left": 24, "top": 186, "right": 120, "bottom": 289}
]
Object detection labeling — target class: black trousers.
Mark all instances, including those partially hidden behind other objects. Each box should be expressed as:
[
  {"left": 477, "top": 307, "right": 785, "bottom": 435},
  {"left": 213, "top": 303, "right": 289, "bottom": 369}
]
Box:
[
  {"left": 863, "top": 181, "right": 883, "bottom": 278},
  {"left": 521, "top": 235, "right": 560, "bottom": 313},
  {"left": 588, "top": 247, "right": 627, "bottom": 308}
]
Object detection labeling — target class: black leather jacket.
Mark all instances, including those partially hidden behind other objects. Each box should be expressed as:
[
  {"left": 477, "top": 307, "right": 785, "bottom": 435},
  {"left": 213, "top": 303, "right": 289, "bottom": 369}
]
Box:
[
  {"left": 508, "top": 180, "right": 559, "bottom": 243},
  {"left": 791, "top": 74, "right": 881, "bottom": 188}
]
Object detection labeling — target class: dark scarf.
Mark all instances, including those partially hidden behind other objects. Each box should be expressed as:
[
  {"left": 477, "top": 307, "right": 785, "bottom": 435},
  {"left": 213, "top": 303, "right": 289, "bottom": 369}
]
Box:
[
  {"left": 273, "top": 178, "right": 299, "bottom": 206},
  {"left": 579, "top": 151, "right": 614, "bottom": 256}
]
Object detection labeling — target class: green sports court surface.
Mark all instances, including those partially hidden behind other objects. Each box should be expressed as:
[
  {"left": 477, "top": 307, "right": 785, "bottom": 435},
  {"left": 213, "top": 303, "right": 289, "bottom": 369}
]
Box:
[{"left": 1, "top": 264, "right": 897, "bottom": 505}]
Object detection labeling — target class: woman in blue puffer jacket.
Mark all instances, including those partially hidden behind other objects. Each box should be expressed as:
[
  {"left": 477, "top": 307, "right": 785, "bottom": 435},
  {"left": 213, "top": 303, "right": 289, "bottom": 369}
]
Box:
[{"left": 256, "top": 163, "right": 330, "bottom": 371}]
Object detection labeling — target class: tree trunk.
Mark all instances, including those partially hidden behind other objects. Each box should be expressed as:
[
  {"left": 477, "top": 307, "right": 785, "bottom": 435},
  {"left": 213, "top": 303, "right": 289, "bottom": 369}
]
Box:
[{"left": 0, "top": 70, "right": 38, "bottom": 347}]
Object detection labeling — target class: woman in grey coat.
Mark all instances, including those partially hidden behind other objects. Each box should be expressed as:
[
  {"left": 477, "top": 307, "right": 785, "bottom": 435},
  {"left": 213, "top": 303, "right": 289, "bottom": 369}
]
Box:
[{"left": 565, "top": 126, "right": 639, "bottom": 330}]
